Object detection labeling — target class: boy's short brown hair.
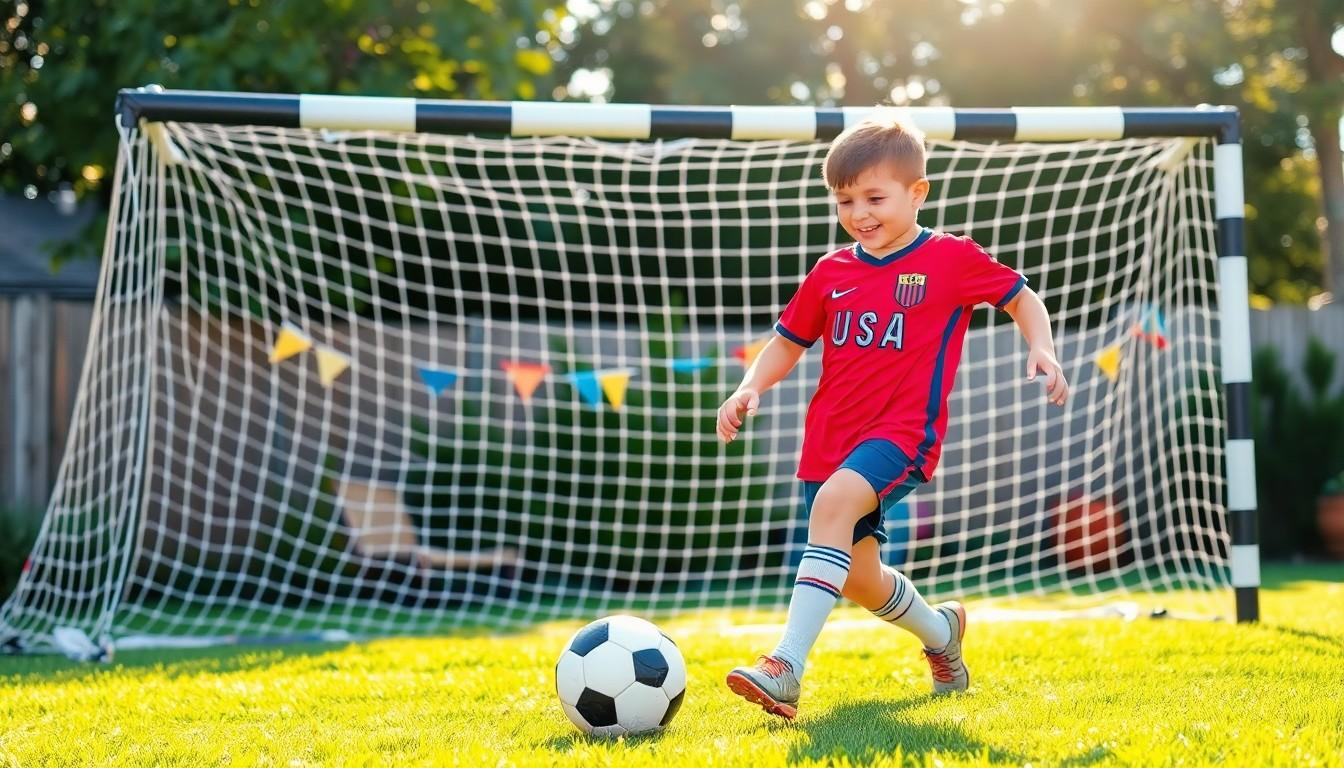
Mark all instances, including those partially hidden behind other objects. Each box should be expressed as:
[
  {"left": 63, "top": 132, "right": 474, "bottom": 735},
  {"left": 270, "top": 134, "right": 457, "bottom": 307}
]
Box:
[{"left": 823, "top": 114, "right": 927, "bottom": 190}]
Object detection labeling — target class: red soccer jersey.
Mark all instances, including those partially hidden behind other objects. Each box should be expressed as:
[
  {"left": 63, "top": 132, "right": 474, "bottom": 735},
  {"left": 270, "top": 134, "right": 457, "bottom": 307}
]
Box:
[{"left": 775, "top": 228, "right": 1026, "bottom": 482}]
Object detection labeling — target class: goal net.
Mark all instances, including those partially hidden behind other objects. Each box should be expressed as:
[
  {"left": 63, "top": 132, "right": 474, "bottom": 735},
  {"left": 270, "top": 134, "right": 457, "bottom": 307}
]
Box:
[{"left": 0, "top": 96, "right": 1251, "bottom": 652}]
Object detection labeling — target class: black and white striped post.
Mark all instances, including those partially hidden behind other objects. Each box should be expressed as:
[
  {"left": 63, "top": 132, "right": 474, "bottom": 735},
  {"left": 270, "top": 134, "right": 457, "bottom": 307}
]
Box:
[
  {"left": 1211, "top": 122, "right": 1261, "bottom": 624},
  {"left": 115, "top": 88, "right": 1261, "bottom": 622},
  {"left": 119, "top": 88, "right": 1242, "bottom": 143}
]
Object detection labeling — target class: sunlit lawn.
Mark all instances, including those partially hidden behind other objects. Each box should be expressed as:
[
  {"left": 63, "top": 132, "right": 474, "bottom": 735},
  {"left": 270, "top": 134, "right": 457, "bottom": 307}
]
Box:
[{"left": 1, "top": 564, "right": 1341, "bottom": 767}]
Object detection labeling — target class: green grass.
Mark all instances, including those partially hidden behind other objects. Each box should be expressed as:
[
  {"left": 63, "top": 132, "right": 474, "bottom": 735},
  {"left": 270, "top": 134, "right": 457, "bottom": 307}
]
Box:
[{"left": 2, "top": 564, "right": 1342, "bottom": 767}]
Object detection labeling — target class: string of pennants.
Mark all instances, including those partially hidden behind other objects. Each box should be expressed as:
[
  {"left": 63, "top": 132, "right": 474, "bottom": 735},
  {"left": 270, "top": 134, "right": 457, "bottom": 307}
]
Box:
[
  {"left": 268, "top": 304, "right": 1164, "bottom": 404},
  {"left": 1093, "top": 304, "right": 1169, "bottom": 383},
  {"left": 266, "top": 322, "right": 772, "bottom": 411}
]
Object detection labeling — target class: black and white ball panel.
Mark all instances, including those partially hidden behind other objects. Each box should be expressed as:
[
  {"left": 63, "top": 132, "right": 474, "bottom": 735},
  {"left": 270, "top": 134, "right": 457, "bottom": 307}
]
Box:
[
  {"left": 632, "top": 648, "right": 669, "bottom": 687},
  {"left": 574, "top": 688, "right": 618, "bottom": 728},
  {"left": 555, "top": 615, "right": 687, "bottom": 736},
  {"left": 566, "top": 619, "right": 609, "bottom": 657}
]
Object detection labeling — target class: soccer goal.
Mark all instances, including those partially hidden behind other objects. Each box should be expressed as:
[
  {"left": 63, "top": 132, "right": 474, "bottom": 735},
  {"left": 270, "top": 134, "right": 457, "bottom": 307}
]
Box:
[{"left": 0, "top": 88, "right": 1260, "bottom": 653}]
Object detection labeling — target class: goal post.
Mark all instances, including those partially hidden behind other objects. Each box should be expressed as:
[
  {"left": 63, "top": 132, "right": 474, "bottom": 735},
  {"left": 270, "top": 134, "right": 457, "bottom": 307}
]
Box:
[{"left": 0, "top": 88, "right": 1259, "bottom": 654}]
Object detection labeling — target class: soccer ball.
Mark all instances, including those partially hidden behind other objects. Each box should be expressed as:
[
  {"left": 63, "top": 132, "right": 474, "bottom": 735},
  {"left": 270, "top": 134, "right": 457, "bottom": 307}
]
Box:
[{"left": 555, "top": 615, "right": 687, "bottom": 737}]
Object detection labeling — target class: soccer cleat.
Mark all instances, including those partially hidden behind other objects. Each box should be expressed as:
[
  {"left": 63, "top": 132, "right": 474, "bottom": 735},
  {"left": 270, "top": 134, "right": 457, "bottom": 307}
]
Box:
[
  {"left": 725, "top": 655, "right": 800, "bottom": 720},
  {"left": 923, "top": 601, "right": 970, "bottom": 694}
]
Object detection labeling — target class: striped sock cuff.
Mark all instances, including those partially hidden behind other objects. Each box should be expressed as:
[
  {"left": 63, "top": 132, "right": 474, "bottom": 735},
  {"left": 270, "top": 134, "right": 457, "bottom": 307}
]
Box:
[
  {"left": 801, "top": 544, "right": 851, "bottom": 570},
  {"left": 795, "top": 544, "right": 851, "bottom": 598},
  {"left": 872, "top": 568, "right": 914, "bottom": 622}
]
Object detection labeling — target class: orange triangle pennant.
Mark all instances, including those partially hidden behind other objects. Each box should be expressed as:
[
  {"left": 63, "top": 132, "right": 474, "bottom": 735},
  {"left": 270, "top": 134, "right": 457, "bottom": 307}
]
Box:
[
  {"left": 501, "top": 361, "right": 550, "bottom": 401},
  {"left": 733, "top": 336, "right": 770, "bottom": 368}
]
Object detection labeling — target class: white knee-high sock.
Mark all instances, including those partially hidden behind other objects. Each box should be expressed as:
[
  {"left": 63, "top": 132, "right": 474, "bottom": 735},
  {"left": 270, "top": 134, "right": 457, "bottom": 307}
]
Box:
[
  {"left": 870, "top": 567, "right": 952, "bottom": 651},
  {"left": 771, "top": 544, "right": 851, "bottom": 678}
]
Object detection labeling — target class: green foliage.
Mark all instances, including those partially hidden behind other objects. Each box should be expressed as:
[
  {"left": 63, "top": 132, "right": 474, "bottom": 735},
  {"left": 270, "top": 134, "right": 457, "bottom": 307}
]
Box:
[
  {"left": 0, "top": 0, "right": 568, "bottom": 256},
  {"left": 1070, "top": 0, "right": 1337, "bottom": 303},
  {"left": 1251, "top": 338, "right": 1344, "bottom": 556},
  {"left": 0, "top": 503, "right": 42, "bottom": 602},
  {"left": 1245, "top": 152, "right": 1327, "bottom": 305},
  {"left": 562, "top": 0, "right": 1340, "bottom": 303}
]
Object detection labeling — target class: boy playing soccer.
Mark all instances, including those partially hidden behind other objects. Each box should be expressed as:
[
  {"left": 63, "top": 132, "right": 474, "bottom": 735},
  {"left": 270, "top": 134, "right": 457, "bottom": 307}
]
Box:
[{"left": 717, "top": 115, "right": 1069, "bottom": 720}]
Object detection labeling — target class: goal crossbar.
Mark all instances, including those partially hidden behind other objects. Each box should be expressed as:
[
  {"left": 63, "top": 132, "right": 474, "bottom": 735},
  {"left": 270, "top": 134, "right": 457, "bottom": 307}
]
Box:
[{"left": 116, "top": 89, "right": 1241, "bottom": 143}]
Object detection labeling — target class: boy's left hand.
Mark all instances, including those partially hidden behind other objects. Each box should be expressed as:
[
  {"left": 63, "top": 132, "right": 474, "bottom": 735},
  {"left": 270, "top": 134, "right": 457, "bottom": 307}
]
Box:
[{"left": 1026, "top": 346, "right": 1068, "bottom": 406}]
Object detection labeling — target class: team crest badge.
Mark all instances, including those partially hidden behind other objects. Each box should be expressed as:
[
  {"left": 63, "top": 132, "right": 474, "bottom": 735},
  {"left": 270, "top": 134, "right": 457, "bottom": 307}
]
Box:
[{"left": 895, "top": 273, "right": 927, "bottom": 308}]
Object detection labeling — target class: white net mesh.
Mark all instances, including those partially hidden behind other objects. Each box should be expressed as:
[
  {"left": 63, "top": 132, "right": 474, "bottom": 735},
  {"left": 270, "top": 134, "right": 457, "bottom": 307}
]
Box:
[{"left": 0, "top": 119, "right": 1230, "bottom": 649}]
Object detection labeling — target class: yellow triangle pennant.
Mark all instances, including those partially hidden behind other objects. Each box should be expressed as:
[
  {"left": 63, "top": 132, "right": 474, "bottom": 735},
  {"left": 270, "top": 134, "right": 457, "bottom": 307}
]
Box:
[
  {"left": 269, "top": 323, "right": 312, "bottom": 364},
  {"left": 502, "top": 361, "right": 550, "bottom": 401},
  {"left": 598, "top": 369, "right": 634, "bottom": 410},
  {"left": 1095, "top": 344, "right": 1122, "bottom": 383},
  {"left": 315, "top": 346, "right": 351, "bottom": 387}
]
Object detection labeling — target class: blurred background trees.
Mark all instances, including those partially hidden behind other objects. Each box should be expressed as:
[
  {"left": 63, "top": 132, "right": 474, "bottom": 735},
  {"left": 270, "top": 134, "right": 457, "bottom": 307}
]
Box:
[
  {"left": 2, "top": 0, "right": 1343, "bottom": 302},
  {"left": 559, "top": 0, "right": 1344, "bottom": 304},
  {"left": 0, "top": 0, "right": 567, "bottom": 253}
]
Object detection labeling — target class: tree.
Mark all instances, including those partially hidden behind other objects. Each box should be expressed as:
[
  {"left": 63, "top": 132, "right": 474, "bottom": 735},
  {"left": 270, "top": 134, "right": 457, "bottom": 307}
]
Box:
[
  {"left": 1064, "top": 0, "right": 1342, "bottom": 303},
  {"left": 559, "top": 0, "right": 981, "bottom": 107},
  {"left": 0, "top": 0, "right": 568, "bottom": 257},
  {"left": 1240, "top": 0, "right": 1344, "bottom": 302},
  {"left": 558, "top": 0, "right": 1342, "bottom": 302}
]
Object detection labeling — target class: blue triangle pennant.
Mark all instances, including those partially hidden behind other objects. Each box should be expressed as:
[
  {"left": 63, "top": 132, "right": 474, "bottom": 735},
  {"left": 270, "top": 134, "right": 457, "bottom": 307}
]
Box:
[
  {"left": 669, "top": 357, "right": 713, "bottom": 373},
  {"left": 417, "top": 367, "right": 459, "bottom": 397},
  {"left": 569, "top": 370, "right": 604, "bottom": 407}
]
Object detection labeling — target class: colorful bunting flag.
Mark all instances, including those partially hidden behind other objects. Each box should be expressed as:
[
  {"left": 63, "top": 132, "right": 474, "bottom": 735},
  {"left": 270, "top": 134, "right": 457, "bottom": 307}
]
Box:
[
  {"left": 1129, "top": 304, "right": 1169, "bottom": 349},
  {"left": 269, "top": 323, "right": 312, "bottom": 364},
  {"left": 733, "top": 336, "right": 770, "bottom": 368},
  {"left": 569, "top": 370, "right": 604, "bottom": 407},
  {"left": 417, "top": 367, "right": 460, "bottom": 397},
  {"left": 568, "top": 368, "right": 636, "bottom": 409},
  {"left": 1095, "top": 344, "right": 1122, "bottom": 383},
  {"left": 502, "top": 361, "right": 549, "bottom": 401},
  {"left": 669, "top": 357, "right": 713, "bottom": 373},
  {"left": 598, "top": 369, "right": 633, "bottom": 410},
  {"left": 315, "top": 346, "right": 351, "bottom": 387},
  {"left": 267, "top": 320, "right": 778, "bottom": 409}
]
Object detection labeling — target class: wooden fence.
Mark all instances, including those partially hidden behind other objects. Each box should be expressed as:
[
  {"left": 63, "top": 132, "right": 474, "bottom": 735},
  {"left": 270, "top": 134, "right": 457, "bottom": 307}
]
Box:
[
  {"left": 1247, "top": 305, "right": 1344, "bottom": 391},
  {"left": 0, "top": 297, "right": 94, "bottom": 508}
]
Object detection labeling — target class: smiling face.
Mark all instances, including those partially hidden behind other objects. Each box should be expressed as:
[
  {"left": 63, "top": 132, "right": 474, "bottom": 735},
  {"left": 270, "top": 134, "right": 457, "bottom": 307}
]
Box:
[{"left": 833, "top": 164, "right": 930, "bottom": 257}]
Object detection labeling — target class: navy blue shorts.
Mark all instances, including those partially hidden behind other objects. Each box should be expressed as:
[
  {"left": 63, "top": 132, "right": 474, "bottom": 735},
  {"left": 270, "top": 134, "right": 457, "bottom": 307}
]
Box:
[{"left": 802, "top": 438, "right": 925, "bottom": 545}]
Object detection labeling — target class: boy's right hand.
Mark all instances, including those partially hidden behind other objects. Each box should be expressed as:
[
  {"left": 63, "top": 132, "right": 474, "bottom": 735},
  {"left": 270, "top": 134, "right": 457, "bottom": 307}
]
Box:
[{"left": 716, "top": 389, "right": 760, "bottom": 443}]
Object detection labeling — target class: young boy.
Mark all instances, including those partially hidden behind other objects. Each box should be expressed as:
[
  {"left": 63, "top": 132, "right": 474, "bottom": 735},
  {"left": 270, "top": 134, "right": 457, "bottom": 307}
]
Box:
[{"left": 716, "top": 115, "right": 1069, "bottom": 720}]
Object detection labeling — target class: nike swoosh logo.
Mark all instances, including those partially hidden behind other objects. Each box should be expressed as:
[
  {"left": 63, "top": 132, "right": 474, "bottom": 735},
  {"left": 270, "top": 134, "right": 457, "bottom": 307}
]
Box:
[{"left": 831, "top": 287, "right": 857, "bottom": 299}]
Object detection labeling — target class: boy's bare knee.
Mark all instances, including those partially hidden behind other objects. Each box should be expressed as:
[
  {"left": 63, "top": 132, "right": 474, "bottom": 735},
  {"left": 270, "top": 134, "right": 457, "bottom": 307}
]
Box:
[
  {"left": 807, "top": 499, "right": 847, "bottom": 530},
  {"left": 812, "top": 470, "right": 878, "bottom": 524}
]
